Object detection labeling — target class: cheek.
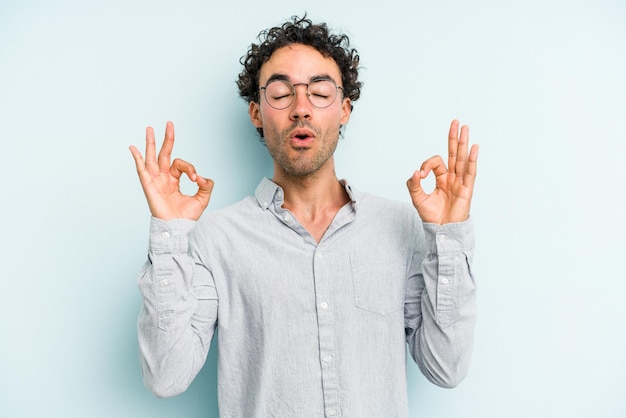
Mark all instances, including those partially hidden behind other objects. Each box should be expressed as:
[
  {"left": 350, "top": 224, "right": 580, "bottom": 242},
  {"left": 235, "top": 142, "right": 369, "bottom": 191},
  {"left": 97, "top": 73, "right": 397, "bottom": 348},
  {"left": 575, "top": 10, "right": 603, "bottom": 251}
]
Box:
[
  {"left": 328, "top": 109, "right": 348, "bottom": 129},
  {"left": 256, "top": 109, "right": 284, "bottom": 139},
  {"left": 258, "top": 106, "right": 283, "bottom": 127}
]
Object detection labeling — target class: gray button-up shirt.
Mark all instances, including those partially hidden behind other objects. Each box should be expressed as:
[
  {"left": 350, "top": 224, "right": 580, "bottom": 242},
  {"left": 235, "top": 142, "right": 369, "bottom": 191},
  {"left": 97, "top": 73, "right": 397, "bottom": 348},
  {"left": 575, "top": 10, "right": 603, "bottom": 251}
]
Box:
[{"left": 137, "top": 178, "right": 477, "bottom": 417}]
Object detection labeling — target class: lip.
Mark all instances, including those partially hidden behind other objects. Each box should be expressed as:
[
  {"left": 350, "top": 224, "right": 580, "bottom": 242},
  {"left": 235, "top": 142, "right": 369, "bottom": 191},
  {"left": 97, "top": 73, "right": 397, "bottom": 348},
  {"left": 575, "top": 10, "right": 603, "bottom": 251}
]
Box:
[{"left": 289, "top": 128, "right": 316, "bottom": 146}]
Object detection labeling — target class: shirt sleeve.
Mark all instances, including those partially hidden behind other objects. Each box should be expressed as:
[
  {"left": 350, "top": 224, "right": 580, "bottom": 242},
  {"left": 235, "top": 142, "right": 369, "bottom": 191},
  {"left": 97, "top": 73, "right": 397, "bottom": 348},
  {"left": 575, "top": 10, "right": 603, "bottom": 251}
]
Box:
[
  {"left": 404, "top": 218, "right": 477, "bottom": 388},
  {"left": 136, "top": 217, "right": 218, "bottom": 397}
]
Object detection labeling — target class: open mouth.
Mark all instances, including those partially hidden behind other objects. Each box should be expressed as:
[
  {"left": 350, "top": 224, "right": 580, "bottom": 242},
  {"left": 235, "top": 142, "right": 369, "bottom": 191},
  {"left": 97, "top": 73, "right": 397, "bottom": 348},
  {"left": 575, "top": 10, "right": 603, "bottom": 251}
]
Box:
[{"left": 291, "top": 128, "right": 315, "bottom": 142}]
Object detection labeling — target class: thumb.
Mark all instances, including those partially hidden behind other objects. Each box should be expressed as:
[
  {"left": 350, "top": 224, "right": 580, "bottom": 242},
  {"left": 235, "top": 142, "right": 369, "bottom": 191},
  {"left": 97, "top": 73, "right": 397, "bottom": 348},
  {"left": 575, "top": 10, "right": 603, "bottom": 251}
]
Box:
[{"left": 406, "top": 170, "right": 428, "bottom": 207}]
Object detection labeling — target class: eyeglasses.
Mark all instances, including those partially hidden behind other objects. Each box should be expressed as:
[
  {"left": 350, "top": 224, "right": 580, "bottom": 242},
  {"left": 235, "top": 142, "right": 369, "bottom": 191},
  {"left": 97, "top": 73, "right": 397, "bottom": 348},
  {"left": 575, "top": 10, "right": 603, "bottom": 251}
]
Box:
[{"left": 259, "top": 78, "right": 344, "bottom": 110}]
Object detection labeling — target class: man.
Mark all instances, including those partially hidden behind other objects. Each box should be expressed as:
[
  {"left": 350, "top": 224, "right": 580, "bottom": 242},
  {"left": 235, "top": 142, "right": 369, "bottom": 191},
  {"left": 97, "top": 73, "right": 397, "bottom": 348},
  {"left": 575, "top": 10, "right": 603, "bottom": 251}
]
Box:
[{"left": 130, "top": 15, "right": 479, "bottom": 418}]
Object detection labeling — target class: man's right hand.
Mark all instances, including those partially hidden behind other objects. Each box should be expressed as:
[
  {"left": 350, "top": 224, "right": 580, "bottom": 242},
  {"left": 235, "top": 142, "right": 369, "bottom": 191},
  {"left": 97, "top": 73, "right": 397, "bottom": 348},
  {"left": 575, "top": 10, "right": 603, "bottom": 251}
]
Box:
[{"left": 129, "top": 121, "right": 214, "bottom": 221}]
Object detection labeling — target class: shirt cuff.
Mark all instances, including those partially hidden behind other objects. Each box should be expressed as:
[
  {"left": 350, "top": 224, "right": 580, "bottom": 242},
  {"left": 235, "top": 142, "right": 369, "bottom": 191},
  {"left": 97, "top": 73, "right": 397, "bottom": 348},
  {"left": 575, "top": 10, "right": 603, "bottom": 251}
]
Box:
[
  {"left": 149, "top": 217, "right": 197, "bottom": 255},
  {"left": 422, "top": 217, "right": 475, "bottom": 255}
]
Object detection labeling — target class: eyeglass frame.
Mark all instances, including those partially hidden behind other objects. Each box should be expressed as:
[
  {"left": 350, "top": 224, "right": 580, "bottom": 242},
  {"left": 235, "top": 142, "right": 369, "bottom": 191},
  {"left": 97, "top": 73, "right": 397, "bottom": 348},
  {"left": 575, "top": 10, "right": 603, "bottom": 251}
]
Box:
[{"left": 258, "top": 77, "right": 345, "bottom": 110}]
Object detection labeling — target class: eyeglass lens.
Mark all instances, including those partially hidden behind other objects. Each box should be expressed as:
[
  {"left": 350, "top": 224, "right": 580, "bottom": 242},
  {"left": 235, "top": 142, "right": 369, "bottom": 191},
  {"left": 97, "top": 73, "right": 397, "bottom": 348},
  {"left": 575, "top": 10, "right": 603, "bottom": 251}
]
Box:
[{"left": 263, "top": 80, "right": 339, "bottom": 109}]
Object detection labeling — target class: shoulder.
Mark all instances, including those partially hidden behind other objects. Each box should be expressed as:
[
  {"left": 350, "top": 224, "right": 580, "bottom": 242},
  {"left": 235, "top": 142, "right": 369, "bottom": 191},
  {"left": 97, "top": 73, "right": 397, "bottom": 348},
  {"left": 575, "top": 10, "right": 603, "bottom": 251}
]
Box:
[
  {"left": 347, "top": 188, "right": 426, "bottom": 254},
  {"left": 189, "top": 196, "right": 260, "bottom": 242},
  {"left": 350, "top": 187, "right": 424, "bottom": 240},
  {"left": 353, "top": 189, "right": 418, "bottom": 221},
  {"left": 204, "top": 195, "right": 260, "bottom": 223}
]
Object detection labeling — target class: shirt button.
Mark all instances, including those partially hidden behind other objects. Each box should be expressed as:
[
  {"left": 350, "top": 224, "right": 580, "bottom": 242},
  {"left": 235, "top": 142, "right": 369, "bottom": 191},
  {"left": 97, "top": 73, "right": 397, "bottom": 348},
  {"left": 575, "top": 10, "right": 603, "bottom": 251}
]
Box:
[
  {"left": 328, "top": 408, "right": 337, "bottom": 416},
  {"left": 284, "top": 215, "right": 291, "bottom": 223},
  {"left": 320, "top": 302, "right": 328, "bottom": 310},
  {"left": 324, "top": 355, "right": 333, "bottom": 363},
  {"left": 161, "top": 231, "right": 170, "bottom": 240},
  {"left": 162, "top": 279, "right": 169, "bottom": 286},
  {"left": 442, "top": 278, "right": 449, "bottom": 284}
]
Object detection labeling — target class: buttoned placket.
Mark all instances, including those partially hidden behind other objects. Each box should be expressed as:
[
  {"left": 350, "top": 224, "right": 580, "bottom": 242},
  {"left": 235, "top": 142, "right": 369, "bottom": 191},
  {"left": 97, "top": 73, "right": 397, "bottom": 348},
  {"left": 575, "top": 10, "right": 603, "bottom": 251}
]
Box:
[
  {"left": 154, "top": 225, "right": 175, "bottom": 331},
  {"left": 313, "top": 245, "right": 340, "bottom": 417},
  {"left": 271, "top": 201, "right": 342, "bottom": 416},
  {"left": 265, "top": 182, "right": 357, "bottom": 417},
  {"left": 435, "top": 233, "right": 454, "bottom": 325},
  {"left": 313, "top": 204, "right": 357, "bottom": 418}
]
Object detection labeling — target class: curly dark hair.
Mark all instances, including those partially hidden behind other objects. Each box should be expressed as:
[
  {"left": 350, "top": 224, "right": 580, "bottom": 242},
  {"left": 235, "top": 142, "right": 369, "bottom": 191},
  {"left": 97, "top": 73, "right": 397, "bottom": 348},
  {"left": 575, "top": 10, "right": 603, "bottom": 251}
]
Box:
[{"left": 237, "top": 15, "right": 362, "bottom": 118}]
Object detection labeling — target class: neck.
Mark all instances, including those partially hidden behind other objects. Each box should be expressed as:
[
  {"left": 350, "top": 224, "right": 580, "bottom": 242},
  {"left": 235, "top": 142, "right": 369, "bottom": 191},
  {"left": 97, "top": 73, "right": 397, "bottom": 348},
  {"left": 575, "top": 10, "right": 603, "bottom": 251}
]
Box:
[{"left": 272, "top": 160, "right": 350, "bottom": 242}]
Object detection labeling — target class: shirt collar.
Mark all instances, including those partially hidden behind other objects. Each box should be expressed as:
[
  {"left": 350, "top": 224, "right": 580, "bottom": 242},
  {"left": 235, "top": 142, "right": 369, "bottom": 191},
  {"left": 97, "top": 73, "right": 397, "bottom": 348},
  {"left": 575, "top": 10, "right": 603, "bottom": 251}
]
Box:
[
  {"left": 254, "top": 177, "right": 281, "bottom": 210},
  {"left": 254, "top": 177, "right": 359, "bottom": 211}
]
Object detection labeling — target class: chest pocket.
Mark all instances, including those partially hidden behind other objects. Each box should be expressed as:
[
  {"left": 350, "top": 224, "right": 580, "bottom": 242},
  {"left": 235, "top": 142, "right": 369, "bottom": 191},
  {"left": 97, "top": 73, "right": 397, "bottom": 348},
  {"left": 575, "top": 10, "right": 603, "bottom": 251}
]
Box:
[{"left": 350, "top": 253, "right": 406, "bottom": 316}]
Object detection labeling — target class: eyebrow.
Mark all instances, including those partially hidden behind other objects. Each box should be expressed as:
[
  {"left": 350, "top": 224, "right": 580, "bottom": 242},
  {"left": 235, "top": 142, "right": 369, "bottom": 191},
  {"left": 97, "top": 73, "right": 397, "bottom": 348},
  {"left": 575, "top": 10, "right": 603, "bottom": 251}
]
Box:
[{"left": 265, "top": 73, "right": 338, "bottom": 85}]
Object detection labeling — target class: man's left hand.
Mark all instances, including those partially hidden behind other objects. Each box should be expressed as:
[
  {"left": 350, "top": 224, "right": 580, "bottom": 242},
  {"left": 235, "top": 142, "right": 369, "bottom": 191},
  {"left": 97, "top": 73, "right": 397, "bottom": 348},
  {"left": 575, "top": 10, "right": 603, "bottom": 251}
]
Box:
[{"left": 406, "top": 120, "right": 479, "bottom": 225}]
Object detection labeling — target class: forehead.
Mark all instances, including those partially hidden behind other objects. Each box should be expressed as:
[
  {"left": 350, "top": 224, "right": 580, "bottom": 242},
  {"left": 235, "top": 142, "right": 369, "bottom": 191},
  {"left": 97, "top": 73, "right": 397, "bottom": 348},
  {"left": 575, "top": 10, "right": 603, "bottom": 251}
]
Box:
[{"left": 259, "top": 43, "right": 342, "bottom": 84}]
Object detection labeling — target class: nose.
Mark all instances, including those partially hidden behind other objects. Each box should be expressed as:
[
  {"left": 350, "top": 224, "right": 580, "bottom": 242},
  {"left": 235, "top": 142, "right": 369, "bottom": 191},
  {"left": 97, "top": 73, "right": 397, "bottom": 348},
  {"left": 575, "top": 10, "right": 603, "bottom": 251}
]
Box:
[{"left": 289, "top": 84, "right": 312, "bottom": 120}]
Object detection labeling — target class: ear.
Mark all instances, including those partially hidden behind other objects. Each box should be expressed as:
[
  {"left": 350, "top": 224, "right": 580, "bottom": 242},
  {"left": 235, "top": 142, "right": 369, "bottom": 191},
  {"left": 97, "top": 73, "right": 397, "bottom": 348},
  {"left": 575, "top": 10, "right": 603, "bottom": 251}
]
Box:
[
  {"left": 339, "top": 97, "right": 352, "bottom": 125},
  {"left": 249, "top": 101, "right": 263, "bottom": 128}
]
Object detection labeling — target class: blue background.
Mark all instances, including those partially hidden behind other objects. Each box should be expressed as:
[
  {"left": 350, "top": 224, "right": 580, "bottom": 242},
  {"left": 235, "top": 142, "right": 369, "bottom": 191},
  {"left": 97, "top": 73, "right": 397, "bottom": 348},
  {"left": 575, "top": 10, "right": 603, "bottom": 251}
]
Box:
[{"left": 1, "top": 0, "right": 625, "bottom": 417}]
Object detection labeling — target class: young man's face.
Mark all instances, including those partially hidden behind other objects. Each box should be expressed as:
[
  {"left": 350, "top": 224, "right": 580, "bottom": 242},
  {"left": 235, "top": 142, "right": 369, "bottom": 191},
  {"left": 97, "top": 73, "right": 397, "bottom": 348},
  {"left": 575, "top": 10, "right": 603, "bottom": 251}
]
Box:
[{"left": 249, "top": 43, "right": 352, "bottom": 178}]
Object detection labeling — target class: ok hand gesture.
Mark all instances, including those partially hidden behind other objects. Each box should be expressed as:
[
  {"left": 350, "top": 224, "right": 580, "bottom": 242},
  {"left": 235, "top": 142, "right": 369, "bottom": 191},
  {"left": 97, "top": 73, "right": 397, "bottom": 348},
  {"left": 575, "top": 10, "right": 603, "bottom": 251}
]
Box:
[
  {"left": 406, "top": 120, "right": 479, "bottom": 225},
  {"left": 129, "top": 121, "right": 214, "bottom": 221}
]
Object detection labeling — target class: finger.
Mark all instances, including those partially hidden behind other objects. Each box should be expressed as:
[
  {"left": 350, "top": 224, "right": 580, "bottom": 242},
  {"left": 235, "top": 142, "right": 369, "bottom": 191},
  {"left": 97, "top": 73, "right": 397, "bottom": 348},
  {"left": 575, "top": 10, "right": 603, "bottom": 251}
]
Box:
[
  {"left": 145, "top": 126, "right": 158, "bottom": 172},
  {"left": 129, "top": 145, "right": 155, "bottom": 186},
  {"left": 129, "top": 145, "right": 145, "bottom": 170},
  {"left": 169, "top": 158, "right": 197, "bottom": 181},
  {"left": 194, "top": 176, "right": 215, "bottom": 207},
  {"left": 455, "top": 124, "right": 470, "bottom": 178},
  {"left": 157, "top": 121, "right": 176, "bottom": 172},
  {"left": 463, "top": 143, "right": 479, "bottom": 188},
  {"left": 447, "top": 120, "right": 460, "bottom": 175},
  {"left": 420, "top": 155, "right": 447, "bottom": 180}
]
